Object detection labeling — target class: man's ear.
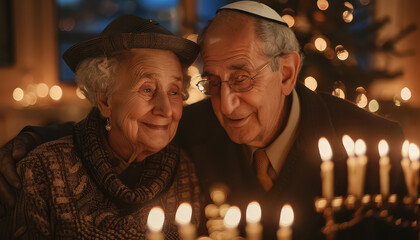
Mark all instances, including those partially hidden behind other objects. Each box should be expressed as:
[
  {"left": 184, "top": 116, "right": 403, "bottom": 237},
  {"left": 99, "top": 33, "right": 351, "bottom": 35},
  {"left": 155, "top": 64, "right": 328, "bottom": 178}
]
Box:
[
  {"left": 279, "top": 51, "right": 300, "bottom": 96},
  {"left": 95, "top": 92, "right": 112, "bottom": 118}
]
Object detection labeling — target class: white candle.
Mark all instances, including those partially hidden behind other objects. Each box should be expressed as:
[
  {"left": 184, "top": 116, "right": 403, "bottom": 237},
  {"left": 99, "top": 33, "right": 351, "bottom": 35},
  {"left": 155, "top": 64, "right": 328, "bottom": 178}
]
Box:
[
  {"left": 378, "top": 140, "right": 391, "bottom": 197},
  {"left": 175, "top": 202, "right": 196, "bottom": 240},
  {"left": 246, "top": 201, "right": 263, "bottom": 240},
  {"left": 355, "top": 139, "right": 367, "bottom": 198},
  {"left": 401, "top": 140, "right": 411, "bottom": 195},
  {"left": 277, "top": 204, "right": 293, "bottom": 240},
  {"left": 343, "top": 135, "right": 357, "bottom": 196},
  {"left": 319, "top": 137, "right": 334, "bottom": 201},
  {"left": 147, "top": 207, "right": 165, "bottom": 240},
  {"left": 223, "top": 206, "right": 241, "bottom": 240},
  {"left": 408, "top": 143, "right": 420, "bottom": 198}
]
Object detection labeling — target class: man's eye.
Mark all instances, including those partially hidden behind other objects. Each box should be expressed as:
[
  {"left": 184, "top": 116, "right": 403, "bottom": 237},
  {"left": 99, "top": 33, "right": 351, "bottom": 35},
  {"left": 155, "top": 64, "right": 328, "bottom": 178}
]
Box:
[{"left": 232, "top": 75, "right": 249, "bottom": 85}]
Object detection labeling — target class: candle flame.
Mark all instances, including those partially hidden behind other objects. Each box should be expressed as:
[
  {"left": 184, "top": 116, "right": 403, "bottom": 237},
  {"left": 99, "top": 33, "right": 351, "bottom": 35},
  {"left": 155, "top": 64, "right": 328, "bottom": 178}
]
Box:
[
  {"left": 378, "top": 140, "right": 389, "bottom": 157},
  {"left": 147, "top": 207, "right": 165, "bottom": 232},
  {"left": 175, "top": 202, "right": 192, "bottom": 225},
  {"left": 224, "top": 206, "right": 241, "bottom": 228},
  {"left": 408, "top": 143, "right": 419, "bottom": 162},
  {"left": 402, "top": 140, "right": 410, "bottom": 158},
  {"left": 342, "top": 135, "right": 355, "bottom": 156},
  {"left": 355, "top": 139, "right": 366, "bottom": 156},
  {"left": 279, "top": 204, "right": 294, "bottom": 227},
  {"left": 318, "top": 137, "right": 333, "bottom": 161},
  {"left": 246, "top": 201, "right": 261, "bottom": 223}
]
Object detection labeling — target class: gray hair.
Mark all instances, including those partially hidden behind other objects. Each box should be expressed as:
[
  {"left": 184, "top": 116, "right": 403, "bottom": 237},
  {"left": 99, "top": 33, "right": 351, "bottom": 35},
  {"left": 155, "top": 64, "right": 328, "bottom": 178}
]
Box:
[
  {"left": 75, "top": 53, "right": 191, "bottom": 106},
  {"left": 198, "top": 10, "right": 303, "bottom": 72}
]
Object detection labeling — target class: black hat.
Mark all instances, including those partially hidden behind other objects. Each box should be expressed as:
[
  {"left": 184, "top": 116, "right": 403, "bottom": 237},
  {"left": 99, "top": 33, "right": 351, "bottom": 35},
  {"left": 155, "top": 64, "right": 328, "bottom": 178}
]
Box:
[{"left": 63, "top": 15, "right": 199, "bottom": 73}]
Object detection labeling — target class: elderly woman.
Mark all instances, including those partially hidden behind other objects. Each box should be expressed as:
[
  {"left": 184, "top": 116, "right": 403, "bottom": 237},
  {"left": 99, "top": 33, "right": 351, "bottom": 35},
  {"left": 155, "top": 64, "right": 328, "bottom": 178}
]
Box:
[{"left": 0, "top": 15, "right": 200, "bottom": 239}]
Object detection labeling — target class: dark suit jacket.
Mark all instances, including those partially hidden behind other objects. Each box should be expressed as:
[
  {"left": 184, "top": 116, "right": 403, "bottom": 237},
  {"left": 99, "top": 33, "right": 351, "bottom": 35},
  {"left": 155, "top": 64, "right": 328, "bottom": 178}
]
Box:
[{"left": 176, "top": 82, "right": 414, "bottom": 240}]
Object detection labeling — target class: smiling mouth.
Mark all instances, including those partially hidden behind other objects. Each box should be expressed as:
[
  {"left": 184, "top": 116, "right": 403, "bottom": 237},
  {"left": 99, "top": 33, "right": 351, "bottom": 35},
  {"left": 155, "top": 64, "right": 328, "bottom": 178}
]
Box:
[
  {"left": 142, "top": 122, "right": 169, "bottom": 130},
  {"left": 224, "top": 114, "right": 252, "bottom": 127}
]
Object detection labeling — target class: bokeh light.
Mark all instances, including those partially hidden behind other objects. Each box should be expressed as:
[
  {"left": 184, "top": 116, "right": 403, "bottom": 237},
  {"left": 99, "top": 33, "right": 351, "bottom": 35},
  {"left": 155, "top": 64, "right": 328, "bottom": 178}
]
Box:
[
  {"left": 50, "top": 85, "right": 63, "bottom": 101},
  {"left": 282, "top": 14, "right": 295, "bottom": 27},
  {"left": 36, "top": 83, "right": 49, "bottom": 98},
  {"left": 25, "top": 92, "right": 37, "bottom": 105},
  {"left": 76, "top": 88, "right": 86, "bottom": 99},
  {"left": 13, "top": 88, "right": 24, "bottom": 101},
  {"left": 368, "top": 99, "right": 379, "bottom": 112},
  {"left": 356, "top": 93, "right": 368, "bottom": 108},
  {"left": 317, "top": 0, "right": 329, "bottom": 11},
  {"left": 332, "top": 88, "right": 345, "bottom": 99},
  {"left": 304, "top": 76, "right": 318, "bottom": 91},
  {"left": 336, "top": 45, "right": 349, "bottom": 60},
  {"left": 343, "top": 10, "right": 353, "bottom": 23},
  {"left": 315, "top": 37, "right": 327, "bottom": 51},
  {"left": 401, "top": 87, "right": 411, "bottom": 101}
]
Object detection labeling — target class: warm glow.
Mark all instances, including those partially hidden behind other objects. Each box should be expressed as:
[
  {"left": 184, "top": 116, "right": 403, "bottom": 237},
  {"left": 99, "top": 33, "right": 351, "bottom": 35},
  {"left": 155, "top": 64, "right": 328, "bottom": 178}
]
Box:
[
  {"left": 401, "top": 87, "right": 411, "bottom": 101},
  {"left": 332, "top": 88, "right": 345, "bottom": 99},
  {"left": 210, "top": 189, "right": 226, "bottom": 205},
  {"left": 342, "top": 135, "right": 355, "bottom": 156},
  {"left": 223, "top": 206, "right": 241, "bottom": 228},
  {"left": 282, "top": 14, "right": 295, "bottom": 27},
  {"left": 408, "top": 143, "right": 419, "bottom": 162},
  {"left": 36, "top": 83, "right": 49, "bottom": 98},
  {"left": 13, "top": 88, "right": 24, "bottom": 101},
  {"left": 50, "top": 85, "right": 63, "bottom": 101},
  {"left": 147, "top": 207, "right": 165, "bottom": 232},
  {"left": 402, "top": 140, "right": 410, "bottom": 158},
  {"left": 336, "top": 45, "right": 349, "bottom": 60},
  {"left": 342, "top": 11, "right": 353, "bottom": 23},
  {"left": 76, "top": 88, "right": 86, "bottom": 99},
  {"left": 317, "top": 0, "right": 329, "bottom": 10},
  {"left": 304, "top": 76, "right": 318, "bottom": 91},
  {"left": 26, "top": 92, "right": 37, "bottom": 105},
  {"left": 368, "top": 99, "right": 379, "bottom": 112},
  {"left": 356, "top": 93, "right": 368, "bottom": 108},
  {"left": 315, "top": 37, "right": 327, "bottom": 51},
  {"left": 344, "top": 2, "right": 354, "bottom": 9},
  {"left": 318, "top": 137, "right": 333, "bottom": 161},
  {"left": 355, "top": 139, "right": 367, "bottom": 156},
  {"left": 175, "top": 202, "right": 192, "bottom": 225},
  {"left": 246, "top": 201, "right": 261, "bottom": 223},
  {"left": 279, "top": 204, "right": 294, "bottom": 227},
  {"left": 378, "top": 140, "right": 389, "bottom": 157}
]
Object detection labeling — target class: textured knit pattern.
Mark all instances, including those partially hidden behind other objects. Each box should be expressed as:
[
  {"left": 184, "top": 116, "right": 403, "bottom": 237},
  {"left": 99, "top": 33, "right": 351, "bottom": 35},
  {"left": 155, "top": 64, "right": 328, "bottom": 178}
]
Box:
[{"left": 0, "top": 108, "right": 200, "bottom": 239}]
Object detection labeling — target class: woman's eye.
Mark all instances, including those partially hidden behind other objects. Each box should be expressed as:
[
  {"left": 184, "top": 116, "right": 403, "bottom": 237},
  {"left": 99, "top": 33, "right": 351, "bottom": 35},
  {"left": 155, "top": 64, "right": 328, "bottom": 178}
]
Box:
[{"left": 144, "top": 88, "right": 152, "bottom": 93}]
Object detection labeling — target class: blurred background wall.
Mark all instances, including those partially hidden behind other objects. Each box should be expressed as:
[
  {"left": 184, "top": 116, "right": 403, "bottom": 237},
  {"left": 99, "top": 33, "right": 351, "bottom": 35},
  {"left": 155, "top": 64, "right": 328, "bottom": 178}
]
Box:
[{"left": 0, "top": 0, "right": 419, "bottom": 147}]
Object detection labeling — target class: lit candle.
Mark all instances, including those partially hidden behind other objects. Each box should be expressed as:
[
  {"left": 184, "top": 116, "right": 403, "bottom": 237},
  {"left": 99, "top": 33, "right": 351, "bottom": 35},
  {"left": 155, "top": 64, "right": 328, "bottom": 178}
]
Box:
[
  {"left": 175, "top": 202, "right": 196, "bottom": 240},
  {"left": 354, "top": 139, "right": 367, "bottom": 198},
  {"left": 408, "top": 143, "right": 419, "bottom": 198},
  {"left": 147, "top": 207, "right": 165, "bottom": 240},
  {"left": 342, "top": 135, "right": 357, "bottom": 196},
  {"left": 277, "top": 204, "right": 294, "bottom": 240},
  {"left": 223, "top": 206, "right": 241, "bottom": 240},
  {"left": 319, "top": 137, "right": 334, "bottom": 201},
  {"left": 246, "top": 201, "right": 263, "bottom": 240},
  {"left": 401, "top": 140, "right": 411, "bottom": 195},
  {"left": 378, "top": 140, "right": 391, "bottom": 197}
]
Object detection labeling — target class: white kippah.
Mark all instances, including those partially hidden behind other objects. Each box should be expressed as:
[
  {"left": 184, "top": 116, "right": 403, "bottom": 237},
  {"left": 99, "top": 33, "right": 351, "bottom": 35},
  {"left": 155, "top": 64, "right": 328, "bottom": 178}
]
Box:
[{"left": 218, "top": 0, "right": 288, "bottom": 27}]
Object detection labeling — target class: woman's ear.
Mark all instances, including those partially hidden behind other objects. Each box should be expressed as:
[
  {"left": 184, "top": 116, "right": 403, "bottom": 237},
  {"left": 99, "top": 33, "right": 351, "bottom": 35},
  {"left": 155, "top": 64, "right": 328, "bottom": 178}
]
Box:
[
  {"left": 96, "top": 92, "right": 112, "bottom": 118},
  {"left": 279, "top": 51, "right": 300, "bottom": 96}
]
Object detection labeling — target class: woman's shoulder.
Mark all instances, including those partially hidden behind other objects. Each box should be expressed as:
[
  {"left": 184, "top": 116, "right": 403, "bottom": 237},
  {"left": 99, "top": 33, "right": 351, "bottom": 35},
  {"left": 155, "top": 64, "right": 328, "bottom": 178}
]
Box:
[{"left": 18, "top": 135, "right": 76, "bottom": 172}]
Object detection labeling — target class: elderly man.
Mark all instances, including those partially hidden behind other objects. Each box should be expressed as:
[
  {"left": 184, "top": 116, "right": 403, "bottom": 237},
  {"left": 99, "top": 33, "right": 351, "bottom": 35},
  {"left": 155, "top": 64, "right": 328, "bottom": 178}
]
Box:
[{"left": 0, "top": 1, "right": 413, "bottom": 239}]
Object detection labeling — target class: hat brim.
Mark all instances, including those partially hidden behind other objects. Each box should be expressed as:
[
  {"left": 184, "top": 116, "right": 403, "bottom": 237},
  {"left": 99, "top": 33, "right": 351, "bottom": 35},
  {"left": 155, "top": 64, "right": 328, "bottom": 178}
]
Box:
[{"left": 63, "top": 32, "right": 199, "bottom": 73}]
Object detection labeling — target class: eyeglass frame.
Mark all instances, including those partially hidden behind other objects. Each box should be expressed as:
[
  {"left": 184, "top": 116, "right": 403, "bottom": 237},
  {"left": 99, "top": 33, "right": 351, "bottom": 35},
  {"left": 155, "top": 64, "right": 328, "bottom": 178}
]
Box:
[{"left": 196, "top": 55, "right": 281, "bottom": 96}]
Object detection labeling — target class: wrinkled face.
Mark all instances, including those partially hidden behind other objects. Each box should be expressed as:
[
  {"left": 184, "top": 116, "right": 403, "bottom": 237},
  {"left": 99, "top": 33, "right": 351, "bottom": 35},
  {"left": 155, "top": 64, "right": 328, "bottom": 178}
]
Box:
[
  {"left": 201, "top": 13, "right": 287, "bottom": 148},
  {"left": 107, "top": 49, "right": 183, "bottom": 156}
]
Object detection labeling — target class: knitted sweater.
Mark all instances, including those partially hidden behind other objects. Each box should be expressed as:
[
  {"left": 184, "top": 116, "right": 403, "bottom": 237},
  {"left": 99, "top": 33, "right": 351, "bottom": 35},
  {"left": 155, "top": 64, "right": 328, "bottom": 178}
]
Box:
[{"left": 0, "top": 108, "right": 200, "bottom": 239}]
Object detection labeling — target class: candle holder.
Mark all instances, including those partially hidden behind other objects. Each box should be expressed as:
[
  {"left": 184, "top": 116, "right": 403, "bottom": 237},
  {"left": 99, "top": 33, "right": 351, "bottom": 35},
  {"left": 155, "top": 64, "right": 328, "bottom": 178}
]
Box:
[{"left": 314, "top": 194, "right": 420, "bottom": 240}]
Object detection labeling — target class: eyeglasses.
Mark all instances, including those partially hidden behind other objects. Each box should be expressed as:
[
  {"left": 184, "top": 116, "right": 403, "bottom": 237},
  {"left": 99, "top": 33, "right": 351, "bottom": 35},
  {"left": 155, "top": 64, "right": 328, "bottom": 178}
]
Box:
[{"left": 196, "top": 58, "right": 274, "bottom": 96}]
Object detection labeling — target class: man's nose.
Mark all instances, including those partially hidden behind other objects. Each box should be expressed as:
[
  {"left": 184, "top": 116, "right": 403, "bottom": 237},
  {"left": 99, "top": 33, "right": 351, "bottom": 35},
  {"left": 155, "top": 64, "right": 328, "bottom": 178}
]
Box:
[
  {"left": 153, "top": 91, "right": 172, "bottom": 117},
  {"left": 219, "top": 82, "right": 240, "bottom": 115}
]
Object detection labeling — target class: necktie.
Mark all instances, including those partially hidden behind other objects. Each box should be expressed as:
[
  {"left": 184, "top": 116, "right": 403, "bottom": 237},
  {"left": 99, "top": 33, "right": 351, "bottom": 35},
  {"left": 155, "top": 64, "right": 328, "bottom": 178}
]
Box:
[{"left": 253, "top": 149, "right": 273, "bottom": 192}]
